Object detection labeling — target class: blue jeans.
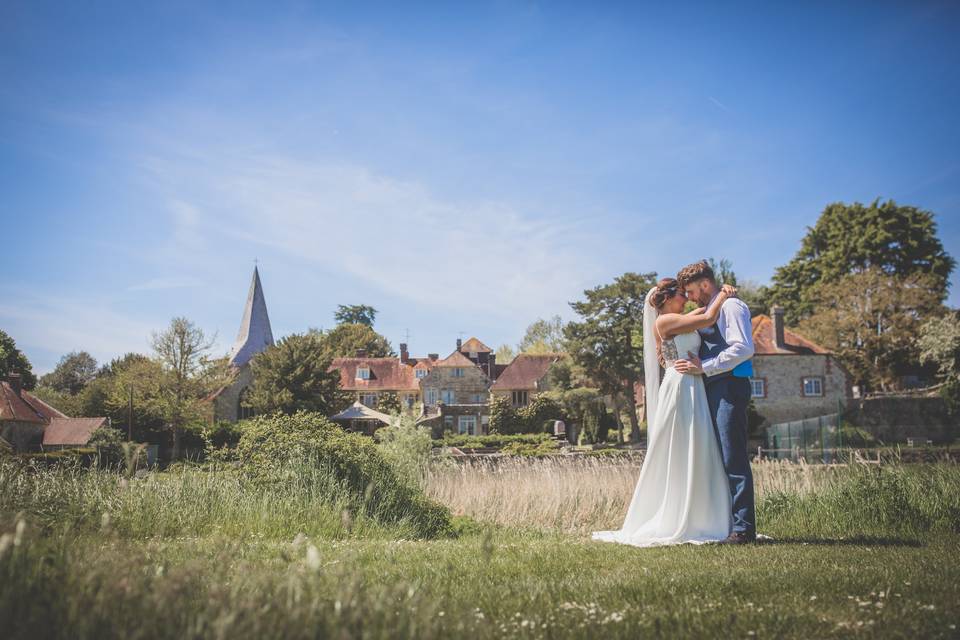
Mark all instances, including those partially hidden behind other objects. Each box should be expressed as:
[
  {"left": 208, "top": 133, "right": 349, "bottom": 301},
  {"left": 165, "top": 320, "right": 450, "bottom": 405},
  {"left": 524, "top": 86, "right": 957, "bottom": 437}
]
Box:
[{"left": 705, "top": 376, "right": 755, "bottom": 535}]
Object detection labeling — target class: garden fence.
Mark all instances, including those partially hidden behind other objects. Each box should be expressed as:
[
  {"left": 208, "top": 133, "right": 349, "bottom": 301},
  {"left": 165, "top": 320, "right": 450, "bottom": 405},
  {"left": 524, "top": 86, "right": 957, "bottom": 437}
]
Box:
[{"left": 764, "top": 413, "right": 842, "bottom": 463}]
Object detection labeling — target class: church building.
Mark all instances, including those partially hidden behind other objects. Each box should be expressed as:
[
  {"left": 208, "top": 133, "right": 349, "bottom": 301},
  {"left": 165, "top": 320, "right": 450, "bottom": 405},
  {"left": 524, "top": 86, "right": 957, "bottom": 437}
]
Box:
[{"left": 209, "top": 267, "right": 275, "bottom": 423}]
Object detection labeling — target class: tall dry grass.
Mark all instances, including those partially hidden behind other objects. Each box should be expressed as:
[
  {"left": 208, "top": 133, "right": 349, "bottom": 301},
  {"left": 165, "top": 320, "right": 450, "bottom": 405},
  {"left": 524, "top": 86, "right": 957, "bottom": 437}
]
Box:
[{"left": 425, "top": 455, "right": 862, "bottom": 534}]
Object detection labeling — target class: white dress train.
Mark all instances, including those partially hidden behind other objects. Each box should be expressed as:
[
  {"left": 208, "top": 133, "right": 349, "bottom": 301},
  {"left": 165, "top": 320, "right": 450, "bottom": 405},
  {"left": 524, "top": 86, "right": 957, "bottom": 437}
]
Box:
[{"left": 592, "top": 330, "right": 732, "bottom": 547}]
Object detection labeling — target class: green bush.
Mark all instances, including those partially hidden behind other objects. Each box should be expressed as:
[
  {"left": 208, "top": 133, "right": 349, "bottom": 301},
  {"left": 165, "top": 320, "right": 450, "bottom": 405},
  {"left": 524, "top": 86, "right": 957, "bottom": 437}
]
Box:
[
  {"left": 434, "top": 432, "right": 552, "bottom": 449},
  {"left": 500, "top": 439, "right": 560, "bottom": 457},
  {"left": 374, "top": 416, "right": 433, "bottom": 489},
  {"left": 234, "top": 411, "right": 453, "bottom": 538}
]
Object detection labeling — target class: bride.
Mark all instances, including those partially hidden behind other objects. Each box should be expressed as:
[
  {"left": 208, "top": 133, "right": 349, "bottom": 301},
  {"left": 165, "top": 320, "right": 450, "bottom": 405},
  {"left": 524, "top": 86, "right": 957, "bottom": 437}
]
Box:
[{"left": 592, "top": 278, "right": 735, "bottom": 547}]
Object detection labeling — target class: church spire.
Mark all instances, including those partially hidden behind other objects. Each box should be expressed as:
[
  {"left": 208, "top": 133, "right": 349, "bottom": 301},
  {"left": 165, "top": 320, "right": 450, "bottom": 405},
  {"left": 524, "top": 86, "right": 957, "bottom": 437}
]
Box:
[{"left": 229, "top": 266, "right": 274, "bottom": 367}]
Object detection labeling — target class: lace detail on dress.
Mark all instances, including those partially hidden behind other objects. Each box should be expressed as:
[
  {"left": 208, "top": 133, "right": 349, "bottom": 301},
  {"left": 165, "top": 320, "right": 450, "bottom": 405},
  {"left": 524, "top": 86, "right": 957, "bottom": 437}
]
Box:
[{"left": 661, "top": 338, "right": 679, "bottom": 365}]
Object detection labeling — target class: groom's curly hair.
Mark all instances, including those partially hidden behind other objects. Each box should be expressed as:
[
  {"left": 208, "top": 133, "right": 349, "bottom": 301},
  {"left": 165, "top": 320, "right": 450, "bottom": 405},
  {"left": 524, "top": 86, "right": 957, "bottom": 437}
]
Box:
[{"left": 676, "top": 260, "right": 716, "bottom": 288}]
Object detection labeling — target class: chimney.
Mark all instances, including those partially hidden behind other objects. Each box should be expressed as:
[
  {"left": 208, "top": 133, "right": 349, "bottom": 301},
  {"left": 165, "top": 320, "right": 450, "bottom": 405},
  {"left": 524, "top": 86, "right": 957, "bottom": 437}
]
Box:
[
  {"left": 8, "top": 373, "right": 22, "bottom": 397},
  {"left": 428, "top": 353, "right": 439, "bottom": 361},
  {"left": 355, "top": 349, "right": 367, "bottom": 358},
  {"left": 456, "top": 338, "right": 462, "bottom": 351},
  {"left": 399, "top": 343, "right": 409, "bottom": 364},
  {"left": 772, "top": 306, "right": 786, "bottom": 350},
  {"left": 489, "top": 353, "right": 497, "bottom": 380}
]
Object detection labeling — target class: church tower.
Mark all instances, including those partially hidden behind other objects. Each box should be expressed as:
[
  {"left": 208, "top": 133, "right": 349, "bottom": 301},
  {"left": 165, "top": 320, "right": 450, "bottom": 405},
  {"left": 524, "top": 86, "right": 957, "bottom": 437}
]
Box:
[
  {"left": 211, "top": 266, "right": 275, "bottom": 423},
  {"left": 229, "top": 266, "right": 274, "bottom": 368}
]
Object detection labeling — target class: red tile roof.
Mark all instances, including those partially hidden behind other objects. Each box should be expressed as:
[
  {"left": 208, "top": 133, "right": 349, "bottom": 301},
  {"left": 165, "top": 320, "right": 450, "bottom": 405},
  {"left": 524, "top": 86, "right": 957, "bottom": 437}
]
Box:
[
  {"left": 752, "top": 315, "right": 831, "bottom": 355},
  {"left": 491, "top": 354, "right": 561, "bottom": 391},
  {"left": 1, "top": 382, "right": 49, "bottom": 424},
  {"left": 42, "top": 417, "right": 108, "bottom": 446},
  {"left": 460, "top": 337, "right": 492, "bottom": 353},
  {"left": 435, "top": 350, "right": 478, "bottom": 368},
  {"left": 330, "top": 357, "right": 419, "bottom": 391}
]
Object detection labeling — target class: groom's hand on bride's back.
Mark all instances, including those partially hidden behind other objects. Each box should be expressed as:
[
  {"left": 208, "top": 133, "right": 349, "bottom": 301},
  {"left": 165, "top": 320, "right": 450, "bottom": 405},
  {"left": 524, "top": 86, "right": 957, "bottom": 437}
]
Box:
[{"left": 673, "top": 352, "right": 703, "bottom": 375}]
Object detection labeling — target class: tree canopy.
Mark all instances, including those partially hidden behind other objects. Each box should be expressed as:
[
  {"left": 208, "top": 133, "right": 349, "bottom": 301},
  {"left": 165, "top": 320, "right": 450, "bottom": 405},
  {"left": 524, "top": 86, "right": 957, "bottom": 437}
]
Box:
[
  {"left": 334, "top": 304, "right": 378, "bottom": 327},
  {"left": 39, "top": 351, "right": 99, "bottom": 395},
  {"left": 518, "top": 315, "right": 567, "bottom": 354},
  {"left": 246, "top": 333, "right": 349, "bottom": 417},
  {"left": 764, "top": 199, "right": 955, "bottom": 324},
  {"left": 320, "top": 323, "right": 395, "bottom": 359},
  {"left": 564, "top": 271, "right": 655, "bottom": 440},
  {"left": 0, "top": 329, "right": 37, "bottom": 389}
]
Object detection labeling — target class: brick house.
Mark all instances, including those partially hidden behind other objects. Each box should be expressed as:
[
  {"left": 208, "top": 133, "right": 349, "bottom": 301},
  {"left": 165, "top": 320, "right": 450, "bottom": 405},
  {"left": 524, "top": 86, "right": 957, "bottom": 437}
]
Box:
[
  {"left": 0, "top": 373, "right": 109, "bottom": 452},
  {"left": 749, "top": 307, "right": 851, "bottom": 425},
  {"left": 490, "top": 353, "right": 563, "bottom": 407}
]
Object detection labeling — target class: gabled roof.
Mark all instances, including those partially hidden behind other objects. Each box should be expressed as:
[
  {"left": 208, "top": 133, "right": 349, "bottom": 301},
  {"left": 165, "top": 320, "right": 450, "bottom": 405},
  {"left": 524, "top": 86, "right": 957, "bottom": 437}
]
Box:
[
  {"left": 229, "top": 266, "right": 275, "bottom": 368},
  {"left": 412, "top": 359, "right": 434, "bottom": 371},
  {"left": 42, "top": 417, "right": 109, "bottom": 446},
  {"left": 435, "top": 350, "right": 478, "bottom": 368},
  {"left": 752, "top": 315, "right": 831, "bottom": 355},
  {"left": 460, "top": 337, "right": 492, "bottom": 353},
  {"left": 329, "top": 358, "right": 419, "bottom": 391},
  {"left": 491, "top": 353, "right": 561, "bottom": 391},
  {"left": 330, "top": 402, "right": 394, "bottom": 425},
  {"left": 1, "top": 382, "right": 50, "bottom": 424}
]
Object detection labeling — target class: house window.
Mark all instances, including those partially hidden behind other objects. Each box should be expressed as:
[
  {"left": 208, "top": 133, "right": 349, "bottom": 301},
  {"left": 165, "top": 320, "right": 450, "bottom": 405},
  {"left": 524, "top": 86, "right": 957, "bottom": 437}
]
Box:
[
  {"left": 458, "top": 415, "right": 477, "bottom": 435},
  {"left": 453, "top": 368, "right": 464, "bottom": 378},
  {"left": 469, "top": 351, "right": 478, "bottom": 359},
  {"left": 442, "top": 389, "right": 455, "bottom": 404},
  {"left": 356, "top": 367, "right": 371, "bottom": 380},
  {"left": 415, "top": 369, "right": 428, "bottom": 379},
  {"left": 512, "top": 390, "right": 529, "bottom": 406},
  {"left": 425, "top": 388, "right": 438, "bottom": 405},
  {"left": 750, "top": 379, "right": 766, "bottom": 399},
  {"left": 360, "top": 393, "right": 377, "bottom": 407},
  {"left": 405, "top": 394, "right": 416, "bottom": 409},
  {"left": 802, "top": 377, "right": 823, "bottom": 397},
  {"left": 237, "top": 387, "right": 256, "bottom": 420},
  {"left": 472, "top": 393, "right": 485, "bottom": 403}
]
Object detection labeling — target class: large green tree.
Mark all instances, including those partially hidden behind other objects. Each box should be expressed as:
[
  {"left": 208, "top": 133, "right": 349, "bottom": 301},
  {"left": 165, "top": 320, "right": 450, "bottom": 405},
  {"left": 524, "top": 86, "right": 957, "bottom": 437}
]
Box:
[
  {"left": 151, "top": 317, "right": 227, "bottom": 460},
  {"left": 245, "top": 333, "right": 347, "bottom": 416},
  {"left": 765, "top": 199, "right": 955, "bottom": 325},
  {"left": 0, "top": 329, "right": 37, "bottom": 389},
  {"left": 518, "top": 316, "right": 567, "bottom": 354},
  {"left": 798, "top": 268, "right": 942, "bottom": 391},
  {"left": 334, "top": 304, "right": 378, "bottom": 327},
  {"left": 918, "top": 310, "right": 960, "bottom": 412},
  {"left": 564, "top": 272, "right": 655, "bottom": 441},
  {"left": 320, "top": 323, "right": 395, "bottom": 359},
  {"left": 39, "top": 351, "right": 99, "bottom": 395}
]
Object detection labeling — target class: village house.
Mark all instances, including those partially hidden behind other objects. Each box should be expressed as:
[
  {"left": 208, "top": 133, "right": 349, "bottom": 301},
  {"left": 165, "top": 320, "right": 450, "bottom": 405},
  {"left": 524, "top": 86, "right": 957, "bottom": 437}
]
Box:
[
  {"left": 0, "top": 373, "right": 110, "bottom": 452},
  {"left": 416, "top": 341, "right": 495, "bottom": 436},
  {"left": 329, "top": 348, "right": 427, "bottom": 414},
  {"left": 748, "top": 306, "right": 851, "bottom": 425},
  {"left": 490, "top": 353, "right": 563, "bottom": 407}
]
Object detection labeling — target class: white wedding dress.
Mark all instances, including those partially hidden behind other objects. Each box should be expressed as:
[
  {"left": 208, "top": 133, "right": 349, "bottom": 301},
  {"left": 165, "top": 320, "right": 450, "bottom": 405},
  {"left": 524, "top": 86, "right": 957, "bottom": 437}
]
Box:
[{"left": 592, "top": 328, "right": 732, "bottom": 547}]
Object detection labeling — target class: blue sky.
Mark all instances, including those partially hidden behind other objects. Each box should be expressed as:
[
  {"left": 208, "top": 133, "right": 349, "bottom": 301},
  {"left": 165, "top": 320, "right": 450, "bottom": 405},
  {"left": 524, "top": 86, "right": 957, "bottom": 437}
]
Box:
[{"left": 2, "top": 1, "right": 959, "bottom": 374}]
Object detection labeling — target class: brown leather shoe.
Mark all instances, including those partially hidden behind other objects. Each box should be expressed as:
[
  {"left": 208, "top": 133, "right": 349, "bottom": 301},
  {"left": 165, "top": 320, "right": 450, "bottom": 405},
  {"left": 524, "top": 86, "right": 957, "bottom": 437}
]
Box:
[{"left": 717, "top": 531, "right": 756, "bottom": 545}]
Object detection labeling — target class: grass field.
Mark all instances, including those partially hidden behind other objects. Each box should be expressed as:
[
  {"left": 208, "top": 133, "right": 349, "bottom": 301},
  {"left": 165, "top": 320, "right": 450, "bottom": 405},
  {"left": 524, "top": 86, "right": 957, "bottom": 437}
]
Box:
[{"left": 2, "top": 454, "right": 959, "bottom": 639}]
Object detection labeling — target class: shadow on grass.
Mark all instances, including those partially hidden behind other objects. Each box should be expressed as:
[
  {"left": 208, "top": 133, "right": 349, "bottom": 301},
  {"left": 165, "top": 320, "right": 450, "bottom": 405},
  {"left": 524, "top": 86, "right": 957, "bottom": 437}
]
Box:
[{"left": 756, "top": 536, "right": 923, "bottom": 547}]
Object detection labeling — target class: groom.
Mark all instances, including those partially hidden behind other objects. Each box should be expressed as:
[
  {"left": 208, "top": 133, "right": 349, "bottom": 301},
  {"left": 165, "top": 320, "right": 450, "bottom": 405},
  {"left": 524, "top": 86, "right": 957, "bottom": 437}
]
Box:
[{"left": 674, "top": 260, "right": 757, "bottom": 544}]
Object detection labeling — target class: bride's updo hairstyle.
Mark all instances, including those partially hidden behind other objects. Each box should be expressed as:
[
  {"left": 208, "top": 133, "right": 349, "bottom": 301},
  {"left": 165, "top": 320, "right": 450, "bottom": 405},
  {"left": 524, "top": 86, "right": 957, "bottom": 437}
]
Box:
[{"left": 651, "top": 277, "right": 681, "bottom": 310}]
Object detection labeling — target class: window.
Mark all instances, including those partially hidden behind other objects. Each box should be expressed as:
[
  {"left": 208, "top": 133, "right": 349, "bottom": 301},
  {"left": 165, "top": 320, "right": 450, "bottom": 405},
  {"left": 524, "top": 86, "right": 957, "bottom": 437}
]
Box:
[
  {"left": 453, "top": 368, "right": 464, "bottom": 378},
  {"left": 356, "top": 367, "right": 371, "bottom": 380},
  {"left": 360, "top": 393, "right": 377, "bottom": 407},
  {"left": 237, "top": 387, "right": 255, "bottom": 420},
  {"left": 442, "top": 389, "right": 455, "bottom": 404},
  {"left": 469, "top": 351, "right": 478, "bottom": 359},
  {"left": 750, "top": 378, "right": 766, "bottom": 399},
  {"left": 405, "top": 394, "right": 416, "bottom": 409},
  {"left": 415, "top": 369, "right": 428, "bottom": 379},
  {"left": 472, "top": 393, "right": 485, "bottom": 403},
  {"left": 802, "top": 377, "right": 823, "bottom": 397},
  {"left": 425, "top": 388, "right": 438, "bottom": 405},
  {"left": 512, "top": 390, "right": 529, "bottom": 406},
  {"left": 458, "top": 415, "right": 477, "bottom": 435}
]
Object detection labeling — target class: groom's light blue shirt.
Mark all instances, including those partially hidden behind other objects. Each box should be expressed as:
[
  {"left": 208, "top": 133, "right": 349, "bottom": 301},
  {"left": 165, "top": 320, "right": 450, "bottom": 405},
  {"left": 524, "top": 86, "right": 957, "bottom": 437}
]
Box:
[{"left": 701, "top": 295, "right": 754, "bottom": 378}]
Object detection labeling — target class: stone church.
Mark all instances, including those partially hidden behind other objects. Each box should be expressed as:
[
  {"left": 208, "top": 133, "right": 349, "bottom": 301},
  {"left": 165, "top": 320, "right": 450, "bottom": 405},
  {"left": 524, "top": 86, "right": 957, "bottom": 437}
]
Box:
[{"left": 209, "top": 267, "right": 275, "bottom": 423}]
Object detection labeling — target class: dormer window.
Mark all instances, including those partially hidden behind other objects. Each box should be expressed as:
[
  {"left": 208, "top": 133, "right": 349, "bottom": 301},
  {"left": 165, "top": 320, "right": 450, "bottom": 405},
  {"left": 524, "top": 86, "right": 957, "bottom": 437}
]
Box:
[
  {"left": 356, "top": 367, "right": 371, "bottom": 380},
  {"left": 453, "top": 368, "right": 464, "bottom": 378},
  {"left": 469, "top": 351, "right": 478, "bottom": 359},
  {"left": 415, "top": 369, "right": 428, "bottom": 379}
]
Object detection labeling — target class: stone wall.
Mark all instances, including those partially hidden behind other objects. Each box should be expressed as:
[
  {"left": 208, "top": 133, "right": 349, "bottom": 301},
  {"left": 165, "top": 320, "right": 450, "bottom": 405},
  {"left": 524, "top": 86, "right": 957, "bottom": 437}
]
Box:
[
  {"left": 751, "top": 354, "right": 849, "bottom": 425},
  {"left": 845, "top": 396, "right": 955, "bottom": 443},
  {"left": 212, "top": 365, "right": 254, "bottom": 423},
  {"left": 420, "top": 366, "right": 490, "bottom": 407}
]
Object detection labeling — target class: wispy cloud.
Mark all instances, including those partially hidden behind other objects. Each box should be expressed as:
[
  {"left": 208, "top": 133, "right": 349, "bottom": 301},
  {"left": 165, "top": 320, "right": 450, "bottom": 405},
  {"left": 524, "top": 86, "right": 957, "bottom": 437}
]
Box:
[{"left": 708, "top": 96, "right": 731, "bottom": 113}]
